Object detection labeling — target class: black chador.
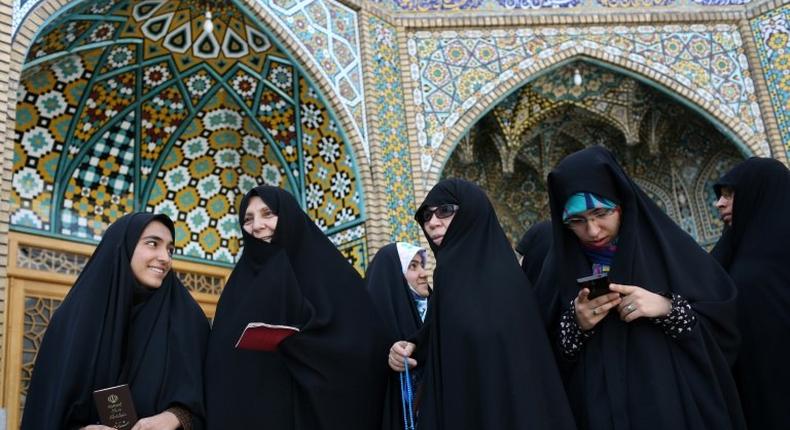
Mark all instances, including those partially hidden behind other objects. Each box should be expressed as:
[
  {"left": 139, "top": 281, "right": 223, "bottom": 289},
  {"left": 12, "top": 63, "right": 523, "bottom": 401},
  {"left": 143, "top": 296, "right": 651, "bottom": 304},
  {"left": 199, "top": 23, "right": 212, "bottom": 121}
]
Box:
[
  {"left": 204, "top": 186, "right": 389, "bottom": 429},
  {"left": 535, "top": 147, "right": 745, "bottom": 430},
  {"left": 516, "top": 220, "right": 553, "bottom": 286},
  {"left": 22, "top": 213, "right": 209, "bottom": 429},
  {"left": 712, "top": 157, "right": 790, "bottom": 429},
  {"left": 365, "top": 243, "right": 427, "bottom": 430},
  {"left": 412, "top": 179, "right": 576, "bottom": 430}
]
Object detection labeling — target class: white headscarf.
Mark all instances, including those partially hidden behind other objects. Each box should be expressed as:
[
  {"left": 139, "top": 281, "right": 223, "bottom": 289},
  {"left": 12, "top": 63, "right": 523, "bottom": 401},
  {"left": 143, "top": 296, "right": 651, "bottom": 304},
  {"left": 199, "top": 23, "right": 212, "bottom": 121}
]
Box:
[{"left": 395, "top": 242, "right": 426, "bottom": 276}]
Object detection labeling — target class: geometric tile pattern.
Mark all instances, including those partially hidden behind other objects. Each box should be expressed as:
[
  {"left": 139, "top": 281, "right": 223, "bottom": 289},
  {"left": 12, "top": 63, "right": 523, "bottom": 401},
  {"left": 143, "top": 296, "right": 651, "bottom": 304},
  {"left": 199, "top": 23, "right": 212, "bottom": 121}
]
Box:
[
  {"left": 444, "top": 80, "right": 745, "bottom": 248},
  {"left": 256, "top": 0, "right": 369, "bottom": 155},
  {"left": 329, "top": 224, "right": 368, "bottom": 275},
  {"left": 368, "top": 0, "right": 750, "bottom": 11},
  {"left": 408, "top": 24, "right": 766, "bottom": 171},
  {"left": 12, "top": 0, "right": 367, "bottom": 267},
  {"left": 299, "top": 77, "right": 365, "bottom": 233},
  {"left": 148, "top": 88, "right": 290, "bottom": 263},
  {"left": 13, "top": 0, "right": 757, "bottom": 38},
  {"left": 61, "top": 111, "right": 136, "bottom": 239},
  {"left": 21, "top": 296, "right": 63, "bottom": 413},
  {"left": 524, "top": 62, "right": 647, "bottom": 145},
  {"left": 751, "top": 4, "right": 790, "bottom": 159},
  {"left": 16, "top": 244, "right": 91, "bottom": 275},
  {"left": 367, "top": 16, "right": 421, "bottom": 243}
]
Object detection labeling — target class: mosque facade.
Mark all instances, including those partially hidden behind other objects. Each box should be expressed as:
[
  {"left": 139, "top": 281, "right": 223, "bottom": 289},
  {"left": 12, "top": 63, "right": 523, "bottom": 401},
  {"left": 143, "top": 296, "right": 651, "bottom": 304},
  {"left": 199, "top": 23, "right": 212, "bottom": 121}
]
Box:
[{"left": 0, "top": 0, "right": 788, "bottom": 426}]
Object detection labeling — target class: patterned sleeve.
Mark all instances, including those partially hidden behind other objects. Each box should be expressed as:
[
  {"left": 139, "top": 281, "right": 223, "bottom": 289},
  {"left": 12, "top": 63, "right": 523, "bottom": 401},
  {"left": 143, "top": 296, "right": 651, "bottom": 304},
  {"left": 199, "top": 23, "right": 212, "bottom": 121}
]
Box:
[
  {"left": 558, "top": 299, "right": 596, "bottom": 359},
  {"left": 165, "top": 405, "right": 192, "bottom": 430},
  {"left": 651, "top": 293, "right": 696, "bottom": 339}
]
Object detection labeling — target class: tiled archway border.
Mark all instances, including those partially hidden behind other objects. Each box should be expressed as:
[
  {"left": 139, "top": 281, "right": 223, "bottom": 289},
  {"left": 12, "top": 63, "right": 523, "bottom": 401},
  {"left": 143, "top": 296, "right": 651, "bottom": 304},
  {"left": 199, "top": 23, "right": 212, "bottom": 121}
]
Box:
[{"left": 390, "top": 11, "right": 787, "bottom": 203}]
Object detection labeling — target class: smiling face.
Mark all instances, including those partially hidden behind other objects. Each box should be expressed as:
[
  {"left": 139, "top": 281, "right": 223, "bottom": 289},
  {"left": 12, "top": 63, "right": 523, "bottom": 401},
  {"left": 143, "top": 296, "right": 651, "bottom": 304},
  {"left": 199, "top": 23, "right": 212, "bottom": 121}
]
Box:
[
  {"left": 243, "top": 196, "right": 279, "bottom": 242},
  {"left": 130, "top": 220, "right": 175, "bottom": 289},
  {"left": 715, "top": 186, "right": 734, "bottom": 226},
  {"left": 404, "top": 253, "right": 430, "bottom": 297}
]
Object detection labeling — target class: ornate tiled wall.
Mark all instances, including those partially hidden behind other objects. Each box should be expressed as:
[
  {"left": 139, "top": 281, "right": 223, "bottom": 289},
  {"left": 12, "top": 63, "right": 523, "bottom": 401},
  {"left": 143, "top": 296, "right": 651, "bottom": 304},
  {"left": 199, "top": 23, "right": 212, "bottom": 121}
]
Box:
[
  {"left": 752, "top": 4, "right": 790, "bottom": 158},
  {"left": 370, "top": 0, "right": 751, "bottom": 10},
  {"left": 444, "top": 66, "right": 744, "bottom": 247},
  {"left": 255, "top": 0, "right": 368, "bottom": 155},
  {"left": 11, "top": 0, "right": 368, "bottom": 271},
  {"left": 13, "top": 0, "right": 370, "bottom": 158},
  {"left": 365, "top": 15, "right": 420, "bottom": 243},
  {"left": 406, "top": 24, "right": 768, "bottom": 177}
]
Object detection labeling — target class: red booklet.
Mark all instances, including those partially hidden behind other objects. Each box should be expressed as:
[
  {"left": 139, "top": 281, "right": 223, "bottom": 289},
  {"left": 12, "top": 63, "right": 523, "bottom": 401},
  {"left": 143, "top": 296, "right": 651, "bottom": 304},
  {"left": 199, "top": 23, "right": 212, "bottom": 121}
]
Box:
[{"left": 235, "top": 322, "right": 300, "bottom": 351}]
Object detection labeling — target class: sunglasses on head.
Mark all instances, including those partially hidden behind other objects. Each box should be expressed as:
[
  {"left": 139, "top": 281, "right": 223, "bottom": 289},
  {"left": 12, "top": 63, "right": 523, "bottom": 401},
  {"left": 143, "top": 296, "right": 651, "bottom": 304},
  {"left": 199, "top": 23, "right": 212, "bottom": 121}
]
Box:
[{"left": 419, "top": 204, "right": 459, "bottom": 223}]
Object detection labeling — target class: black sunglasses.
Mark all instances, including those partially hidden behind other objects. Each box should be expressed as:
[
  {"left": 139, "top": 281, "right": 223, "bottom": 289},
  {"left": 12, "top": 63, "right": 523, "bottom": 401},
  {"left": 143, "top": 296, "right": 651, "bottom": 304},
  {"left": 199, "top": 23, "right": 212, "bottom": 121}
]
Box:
[{"left": 419, "top": 204, "right": 459, "bottom": 223}]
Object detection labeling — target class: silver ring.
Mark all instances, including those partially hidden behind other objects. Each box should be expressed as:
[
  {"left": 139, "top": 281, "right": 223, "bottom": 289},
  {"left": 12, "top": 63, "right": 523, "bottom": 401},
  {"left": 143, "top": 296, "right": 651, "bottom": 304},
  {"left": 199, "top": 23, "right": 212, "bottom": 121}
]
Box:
[
  {"left": 592, "top": 307, "right": 599, "bottom": 316},
  {"left": 624, "top": 303, "right": 636, "bottom": 314}
]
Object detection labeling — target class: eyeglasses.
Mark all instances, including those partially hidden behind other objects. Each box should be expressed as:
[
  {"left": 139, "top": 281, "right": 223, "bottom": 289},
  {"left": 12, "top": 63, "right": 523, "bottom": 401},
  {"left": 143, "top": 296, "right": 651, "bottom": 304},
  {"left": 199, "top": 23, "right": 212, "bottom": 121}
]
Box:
[
  {"left": 419, "top": 204, "right": 459, "bottom": 223},
  {"left": 564, "top": 208, "right": 617, "bottom": 230}
]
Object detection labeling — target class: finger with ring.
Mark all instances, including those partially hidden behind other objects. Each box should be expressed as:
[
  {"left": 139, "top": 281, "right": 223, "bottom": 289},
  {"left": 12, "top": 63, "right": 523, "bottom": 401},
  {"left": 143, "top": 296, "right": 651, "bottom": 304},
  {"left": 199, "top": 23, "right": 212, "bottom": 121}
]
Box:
[
  {"left": 592, "top": 307, "right": 599, "bottom": 316},
  {"left": 624, "top": 303, "right": 637, "bottom": 314}
]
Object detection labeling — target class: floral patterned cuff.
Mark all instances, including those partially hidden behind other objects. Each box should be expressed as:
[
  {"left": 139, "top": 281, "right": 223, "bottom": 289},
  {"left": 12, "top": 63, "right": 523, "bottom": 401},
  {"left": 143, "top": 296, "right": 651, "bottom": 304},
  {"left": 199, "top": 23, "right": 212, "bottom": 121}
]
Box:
[
  {"left": 559, "top": 299, "right": 595, "bottom": 359},
  {"left": 651, "top": 293, "right": 696, "bottom": 339}
]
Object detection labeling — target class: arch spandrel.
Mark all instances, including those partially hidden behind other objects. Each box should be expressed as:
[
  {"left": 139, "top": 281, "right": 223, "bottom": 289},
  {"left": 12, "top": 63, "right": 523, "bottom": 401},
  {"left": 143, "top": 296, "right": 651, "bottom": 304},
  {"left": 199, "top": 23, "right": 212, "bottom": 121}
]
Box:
[{"left": 405, "top": 25, "right": 776, "bottom": 196}]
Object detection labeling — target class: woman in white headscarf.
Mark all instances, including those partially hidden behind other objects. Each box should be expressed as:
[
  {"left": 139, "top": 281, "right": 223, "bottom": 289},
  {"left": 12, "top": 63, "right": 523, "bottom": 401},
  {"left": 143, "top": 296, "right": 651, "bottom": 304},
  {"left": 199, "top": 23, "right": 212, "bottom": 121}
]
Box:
[{"left": 365, "top": 242, "right": 430, "bottom": 430}]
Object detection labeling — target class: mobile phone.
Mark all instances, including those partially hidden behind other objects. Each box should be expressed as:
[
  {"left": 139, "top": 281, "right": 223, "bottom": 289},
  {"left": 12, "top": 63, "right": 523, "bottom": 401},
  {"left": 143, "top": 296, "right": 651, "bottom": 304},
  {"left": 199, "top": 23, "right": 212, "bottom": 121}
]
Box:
[{"left": 576, "top": 273, "right": 610, "bottom": 300}]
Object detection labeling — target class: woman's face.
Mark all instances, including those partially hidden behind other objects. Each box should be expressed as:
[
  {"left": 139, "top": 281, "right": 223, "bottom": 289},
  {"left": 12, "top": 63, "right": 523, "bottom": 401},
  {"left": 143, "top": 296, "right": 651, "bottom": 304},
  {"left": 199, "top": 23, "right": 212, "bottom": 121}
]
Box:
[
  {"left": 243, "top": 196, "right": 278, "bottom": 242},
  {"left": 421, "top": 205, "right": 458, "bottom": 246},
  {"left": 404, "top": 254, "right": 430, "bottom": 297},
  {"left": 715, "top": 186, "right": 734, "bottom": 226},
  {"left": 566, "top": 207, "right": 622, "bottom": 247},
  {"left": 130, "top": 221, "right": 174, "bottom": 289}
]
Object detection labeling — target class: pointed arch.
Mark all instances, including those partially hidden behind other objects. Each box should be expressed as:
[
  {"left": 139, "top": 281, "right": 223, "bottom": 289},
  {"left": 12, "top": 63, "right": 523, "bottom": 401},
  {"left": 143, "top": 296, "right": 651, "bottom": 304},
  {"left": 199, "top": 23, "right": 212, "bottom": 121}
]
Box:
[{"left": 424, "top": 49, "right": 780, "bottom": 201}]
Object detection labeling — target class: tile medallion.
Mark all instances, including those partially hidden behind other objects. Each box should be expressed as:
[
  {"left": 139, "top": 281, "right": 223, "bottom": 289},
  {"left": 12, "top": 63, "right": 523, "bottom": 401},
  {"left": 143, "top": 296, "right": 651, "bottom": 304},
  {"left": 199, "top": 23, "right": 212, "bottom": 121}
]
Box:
[{"left": 12, "top": 0, "right": 367, "bottom": 268}]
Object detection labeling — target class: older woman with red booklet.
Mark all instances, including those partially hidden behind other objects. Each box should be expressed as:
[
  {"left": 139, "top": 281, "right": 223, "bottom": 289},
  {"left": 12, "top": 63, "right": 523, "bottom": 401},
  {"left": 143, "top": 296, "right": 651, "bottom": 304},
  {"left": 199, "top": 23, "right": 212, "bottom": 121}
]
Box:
[{"left": 204, "top": 186, "right": 390, "bottom": 429}]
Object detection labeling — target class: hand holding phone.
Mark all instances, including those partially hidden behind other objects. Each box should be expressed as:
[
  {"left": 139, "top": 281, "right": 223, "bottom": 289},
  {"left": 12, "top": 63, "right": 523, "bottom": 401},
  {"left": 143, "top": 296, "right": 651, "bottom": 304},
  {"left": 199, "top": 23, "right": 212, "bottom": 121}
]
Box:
[
  {"left": 574, "top": 274, "right": 622, "bottom": 331},
  {"left": 576, "top": 273, "right": 610, "bottom": 300}
]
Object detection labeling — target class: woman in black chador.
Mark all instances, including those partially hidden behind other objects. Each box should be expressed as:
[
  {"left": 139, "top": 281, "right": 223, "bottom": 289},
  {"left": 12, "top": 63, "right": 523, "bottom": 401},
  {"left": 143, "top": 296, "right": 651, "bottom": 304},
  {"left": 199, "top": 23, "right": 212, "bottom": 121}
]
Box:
[
  {"left": 711, "top": 157, "right": 790, "bottom": 429},
  {"left": 366, "top": 242, "right": 430, "bottom": 429},
  {"left": 516, "top": 220, "right": 553, "bottom": 286},
  {"left": 535, "top": 146, "right": 745, "bottom": 430},
  {"left": 388, "top": 178, "right": 576, "bottom": 430},
  {"left": 204, "top": 186, "right": 389, "bottom": 429},
  {"left": 22, "top": 213, "right": 209, "bottom": 430}
]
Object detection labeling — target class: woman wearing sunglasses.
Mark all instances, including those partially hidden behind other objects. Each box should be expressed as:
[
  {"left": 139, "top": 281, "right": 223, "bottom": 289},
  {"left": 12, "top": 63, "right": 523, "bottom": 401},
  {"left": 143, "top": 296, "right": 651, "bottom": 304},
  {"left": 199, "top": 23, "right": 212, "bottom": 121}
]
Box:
[
  {"left": 534, "top": 147, "right": 745, "bottom": 430},
  {"left": 388, "top": 178, "right": 575, "bottom": 430}
]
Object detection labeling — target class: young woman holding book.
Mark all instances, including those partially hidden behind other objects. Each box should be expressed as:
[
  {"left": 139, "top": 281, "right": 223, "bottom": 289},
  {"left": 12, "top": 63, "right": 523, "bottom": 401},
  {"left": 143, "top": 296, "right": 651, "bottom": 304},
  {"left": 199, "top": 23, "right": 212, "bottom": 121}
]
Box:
[
  {"left": 204, "top": 185, "right": 389, "bottom": 429},
  {"left": 22, "top": 213, "right": 209, "bottom": 430}
]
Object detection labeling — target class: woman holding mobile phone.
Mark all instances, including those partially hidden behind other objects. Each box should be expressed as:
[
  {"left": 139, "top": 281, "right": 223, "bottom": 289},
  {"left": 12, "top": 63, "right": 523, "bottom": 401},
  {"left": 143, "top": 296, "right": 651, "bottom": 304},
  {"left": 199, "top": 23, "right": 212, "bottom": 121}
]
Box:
[{"left": 534, "top": 147, "right": 745, "bottom": 430}]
